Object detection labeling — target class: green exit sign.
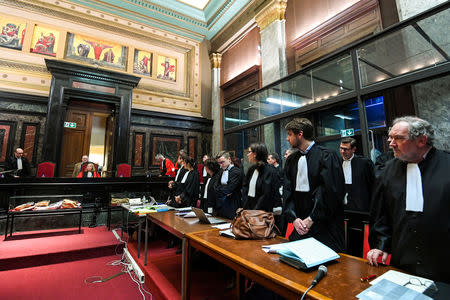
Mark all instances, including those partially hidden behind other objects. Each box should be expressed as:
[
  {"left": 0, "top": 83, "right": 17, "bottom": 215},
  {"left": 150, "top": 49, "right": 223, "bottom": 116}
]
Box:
[
  {"left": 341, "top": 128, "right": 354, "bottom": 137},
  {"left": 64, "top": 122, "right": 77, "bottom": 128}
]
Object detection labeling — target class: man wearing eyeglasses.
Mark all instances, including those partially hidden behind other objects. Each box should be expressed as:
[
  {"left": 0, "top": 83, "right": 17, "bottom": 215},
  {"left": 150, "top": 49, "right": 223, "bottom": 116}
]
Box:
[
  {"left": 5, "top": 148, "right": 31, "bottom": 177},
  {"left": 368, "top": 116, "right": 450, "bottom": 283},
  {"left": 214, "top": 152, "right": 242, "bottom": 219},
  {"left": 339, "top": 137, "right": 375, "bottom": 213}
]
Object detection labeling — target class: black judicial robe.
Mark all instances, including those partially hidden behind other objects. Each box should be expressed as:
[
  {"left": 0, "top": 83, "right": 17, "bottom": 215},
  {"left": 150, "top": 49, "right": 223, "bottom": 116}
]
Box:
[
  {"left": 5, "top": 156, "right": 31, "bottom": 177},
  {"left": 204, "top": 172, "right": 219, "bottom": 213},
  {"left": 369, "top": 147, "right": 450, "bottom": 283},
  {"left": 168, "top": 170, "right": 199, "bottom": 208},
  {"left": 172, "top": 166, "right": 188, "bottom": 194},
  {"left": 242, "top": 163, "right": 281, "bottom": 212},
  {"left": 340, "top": 155, "right": 375, "bottom": 212},
  {"left": 214, "top": 166, "right": 242, "bottom": 219},
  {"left": 283, "top": 144, "right": 345, "bottom": 252}
]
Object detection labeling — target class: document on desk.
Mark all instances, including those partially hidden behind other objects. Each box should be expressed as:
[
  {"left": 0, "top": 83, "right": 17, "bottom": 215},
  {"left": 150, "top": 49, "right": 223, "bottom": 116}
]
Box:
[
  {"left": 219, "top": 228, "right": 235, "bottom": 238},
  {"left": 357, "top": 279, "right": 432, "bottom": 300},
  {"left": 370, "top": 270, "right": 434, "bottom": 293},
  {"left": 212, "top": 223, "right": 231, "bottom": 230},
  {"left": 266, "top": 237, "right": 339, "bottom": 269}
]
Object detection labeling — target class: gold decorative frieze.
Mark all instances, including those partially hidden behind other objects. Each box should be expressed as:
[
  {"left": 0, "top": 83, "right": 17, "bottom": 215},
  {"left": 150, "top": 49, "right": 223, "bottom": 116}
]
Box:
[
  {"left": 210, "top": 53, "right": 222, "bottom": 69},
  {"left": 255, "top": 0, "right": 287, "bottom": 31}
]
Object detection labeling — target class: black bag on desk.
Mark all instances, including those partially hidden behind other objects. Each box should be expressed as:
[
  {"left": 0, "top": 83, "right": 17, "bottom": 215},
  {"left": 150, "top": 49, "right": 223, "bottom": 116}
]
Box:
[{"left": 231, "top": 208, "right": 280, "bottom": 239}]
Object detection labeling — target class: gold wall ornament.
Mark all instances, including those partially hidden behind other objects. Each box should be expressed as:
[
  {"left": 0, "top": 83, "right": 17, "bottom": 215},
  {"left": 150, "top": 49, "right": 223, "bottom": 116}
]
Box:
[
  {"left": 255, "top": 0, "right": 287, "bottom": 31},
  {"left": 210, "top": 53, "right": 222, "bottom": 69}
]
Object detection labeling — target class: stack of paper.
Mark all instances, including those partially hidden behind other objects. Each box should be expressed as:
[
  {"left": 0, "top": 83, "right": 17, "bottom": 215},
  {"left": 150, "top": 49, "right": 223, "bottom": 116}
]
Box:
[{"left": 263, "top": 237, "right": 339, "bottom": 269}]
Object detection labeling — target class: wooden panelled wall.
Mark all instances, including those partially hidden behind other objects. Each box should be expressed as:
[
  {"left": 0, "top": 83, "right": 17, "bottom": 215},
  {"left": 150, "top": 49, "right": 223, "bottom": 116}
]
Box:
[{"left": 287, "top": 0, "right": 382, "bottom": 70}]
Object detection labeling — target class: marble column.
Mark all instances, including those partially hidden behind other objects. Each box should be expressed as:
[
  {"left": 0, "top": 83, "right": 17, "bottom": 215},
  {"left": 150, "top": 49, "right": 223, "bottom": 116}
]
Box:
[
  {"left": 256, "top": 0, "right": 288, "bottom": 86},
  {"left": 210, "top": 53, "right": 222, "bottom": 156},
  {"left": 395, "top": 0, "right": 446, "bottom": 20}
]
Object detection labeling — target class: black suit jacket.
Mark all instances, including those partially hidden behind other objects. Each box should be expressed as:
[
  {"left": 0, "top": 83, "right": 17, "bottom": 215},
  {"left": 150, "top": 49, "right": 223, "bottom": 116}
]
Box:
[
  {"left": 341, "top": 155, "right": 375, "bottom": 212},
  {"left": 5, "top": 156, "right": 31, "bottom": 177},
  {"left": 242, "top": 163, "right": 281, "bottom": 212}
]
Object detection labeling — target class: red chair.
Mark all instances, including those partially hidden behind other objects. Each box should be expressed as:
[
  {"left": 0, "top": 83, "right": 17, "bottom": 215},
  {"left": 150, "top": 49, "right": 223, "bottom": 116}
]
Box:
[
  {"left": 36, "top": 162, "right": 56, "bottom": 178},
  {"left": 363, "top": 223, "right": 391, "bottom": 264},
  {"left": 285, "top": 222, "right": 294, "bottom": 239},
  {"left": 117, "top": 163, "right": 131, "bottom": 177}
]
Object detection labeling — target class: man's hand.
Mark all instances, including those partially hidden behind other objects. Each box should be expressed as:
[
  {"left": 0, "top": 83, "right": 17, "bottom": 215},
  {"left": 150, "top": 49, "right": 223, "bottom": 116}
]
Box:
[
  {"left": 293, "top": 217, "right": 313, "bottom": 235},
  {"left": 367, "top": 248, "right": 389, "bottom": 266},
  {"left": 175, "top": 195, "right": 181, "bottom": 204},
  {"left": 168, "top": 180, "right": 174, "bottom": 188}
]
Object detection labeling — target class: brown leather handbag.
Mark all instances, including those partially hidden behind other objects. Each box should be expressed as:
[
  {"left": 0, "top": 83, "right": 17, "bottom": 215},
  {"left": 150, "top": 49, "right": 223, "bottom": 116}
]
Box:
[{"left": 231, "top": 208, "right": 280, "bottom": 239}]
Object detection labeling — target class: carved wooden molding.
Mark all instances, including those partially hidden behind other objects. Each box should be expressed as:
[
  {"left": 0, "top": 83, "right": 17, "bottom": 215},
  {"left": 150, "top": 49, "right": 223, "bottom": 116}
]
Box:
[
  {"left": 290, "top": 0, "right": 382, "bottom": 69},
  {"left": 221, "top": 65, "right": 260, "bottom": 104}
]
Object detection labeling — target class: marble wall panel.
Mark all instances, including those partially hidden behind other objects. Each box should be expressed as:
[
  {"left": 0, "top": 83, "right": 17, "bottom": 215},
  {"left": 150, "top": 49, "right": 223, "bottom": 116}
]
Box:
[
  {"left": 129, "top": 125, "right": 210, "bottom": 175},
  {"left": 21, "top": 123, "right": 40, "bottom": 165},
  {"left": 412, "top": 75, "right": 450, "bottom": 151},
  {"left": 0, "top": 112, "right": 46, "bottom": 173},
  {"left": 188, "top": 136, "right": 197, "bottom": 160},
  {"left": 133, "top": 132, "right": 145, "bottom": 168}
]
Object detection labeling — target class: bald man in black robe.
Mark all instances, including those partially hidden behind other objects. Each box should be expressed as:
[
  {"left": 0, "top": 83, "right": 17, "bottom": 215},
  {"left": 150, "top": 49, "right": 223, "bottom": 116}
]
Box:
[
  {"left": 368, "top": 116, "right": 450, "bottom": 283},
  {"left": 283, "top": 118, "right": 345, "bottom": 252}
]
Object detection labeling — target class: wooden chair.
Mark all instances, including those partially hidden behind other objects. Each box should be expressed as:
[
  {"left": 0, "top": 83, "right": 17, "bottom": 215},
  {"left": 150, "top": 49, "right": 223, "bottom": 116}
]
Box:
[{"left": 36, "top": 162, "right": 56, "bottom": 178}]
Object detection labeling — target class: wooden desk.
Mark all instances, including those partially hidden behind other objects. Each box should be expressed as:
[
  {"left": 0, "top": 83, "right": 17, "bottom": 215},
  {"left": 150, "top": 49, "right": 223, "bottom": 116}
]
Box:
[
  {"left": 144, "top": 211, "right": 228, "bottom": 300},
  {"left": 187, "top": 230, "right": 394, "bottom": 300}
]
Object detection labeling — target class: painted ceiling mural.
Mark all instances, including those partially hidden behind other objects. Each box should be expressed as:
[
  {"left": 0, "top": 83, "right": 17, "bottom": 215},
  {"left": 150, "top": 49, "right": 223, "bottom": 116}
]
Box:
[{"left": 68, "top": 0, "right": 252, "bottom": 41}]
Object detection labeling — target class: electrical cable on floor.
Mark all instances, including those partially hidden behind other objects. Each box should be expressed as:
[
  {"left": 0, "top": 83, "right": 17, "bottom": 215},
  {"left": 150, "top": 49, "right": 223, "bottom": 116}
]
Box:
[{"left": 127, "top": 267, "right": 152, "bottom": 300}]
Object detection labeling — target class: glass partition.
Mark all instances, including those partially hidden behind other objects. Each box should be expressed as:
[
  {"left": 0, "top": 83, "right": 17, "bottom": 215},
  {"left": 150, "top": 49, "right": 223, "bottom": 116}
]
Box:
[
  {"left": 358, "top": 14, "right": 449, "bottom": 87},
  {"left": 311, "top": 54, "right": 354, "bottom": 102},
  {"left": 222, "top": 3, "right": 449, "bottom": 158}
]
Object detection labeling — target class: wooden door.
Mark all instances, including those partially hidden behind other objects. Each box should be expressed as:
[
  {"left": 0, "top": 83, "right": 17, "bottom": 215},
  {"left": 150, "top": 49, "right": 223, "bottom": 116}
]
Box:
[{"left": 59, "top": 110, "right": 92, "bottom": 177}]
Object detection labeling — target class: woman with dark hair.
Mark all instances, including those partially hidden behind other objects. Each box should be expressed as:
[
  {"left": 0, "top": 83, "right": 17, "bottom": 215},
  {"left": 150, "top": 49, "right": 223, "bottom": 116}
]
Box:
[
  {"left": 242, "top": 143, "right": 281, "bottom": 212},
  {"left": 167, "top": 156, "right": 199, "bottom": 208},
  {"left": 199, "top": 158, "right": 220, "bottom": 213}
]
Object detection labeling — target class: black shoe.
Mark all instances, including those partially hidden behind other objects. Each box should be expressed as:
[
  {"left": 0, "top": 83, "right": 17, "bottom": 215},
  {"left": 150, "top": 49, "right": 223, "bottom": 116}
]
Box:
[{"left": 175, "top": 247, "right": 182, "bottom": 254}]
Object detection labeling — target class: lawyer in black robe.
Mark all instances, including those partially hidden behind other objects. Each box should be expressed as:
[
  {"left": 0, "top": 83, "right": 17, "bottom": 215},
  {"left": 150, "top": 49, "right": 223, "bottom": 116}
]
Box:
[
  {"left": 214, "top": 154, "right": 242, "bottom": 220},
  {"left": 340, "top": 154, "right": 375, "bottom": 212},
  {"left": 369, "top": 147, "right": 450, "bottom": 282},
  {"left": 242, "top": 163, "right": 281, "bottom": 212},
  {"left": 284, "top": 142, "right": 346, "bottom": 252},
  {"left": 5, "top": 149, "right": 31, "bottom": 178}
]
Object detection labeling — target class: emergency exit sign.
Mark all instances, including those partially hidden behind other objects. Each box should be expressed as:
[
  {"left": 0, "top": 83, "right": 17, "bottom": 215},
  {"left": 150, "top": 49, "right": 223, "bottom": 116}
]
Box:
[
  {"left": 341, "top": 128, "right": 354, "bottom": 137},
  {"left": 64, "top": 122, "right": 76, "bottom": 128}
]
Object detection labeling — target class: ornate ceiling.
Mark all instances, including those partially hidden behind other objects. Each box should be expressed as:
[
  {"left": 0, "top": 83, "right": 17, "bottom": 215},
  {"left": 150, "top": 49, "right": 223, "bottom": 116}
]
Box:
[{"left": 68, "top": 0, "right": 253, "bottom": 41}]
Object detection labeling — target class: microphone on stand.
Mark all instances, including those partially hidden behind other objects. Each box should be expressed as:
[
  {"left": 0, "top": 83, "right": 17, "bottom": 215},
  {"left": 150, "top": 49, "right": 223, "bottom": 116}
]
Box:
[{"left": 301, "top": 265, "right": 328, "bottom": 300}]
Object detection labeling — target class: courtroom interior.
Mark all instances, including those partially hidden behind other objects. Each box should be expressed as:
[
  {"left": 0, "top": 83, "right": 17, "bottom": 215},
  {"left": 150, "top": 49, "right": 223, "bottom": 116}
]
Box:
[{"left": 0, "top": 0, "right": 449, "bottom": 299}]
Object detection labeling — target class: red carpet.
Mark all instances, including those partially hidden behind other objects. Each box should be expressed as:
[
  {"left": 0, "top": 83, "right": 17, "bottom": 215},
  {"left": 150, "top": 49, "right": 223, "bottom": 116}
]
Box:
[
  {"left": 1, "top": 227, "right": 122, "bottom": 271},
  {"left": 0, "top": 254, "right": 151, "bottom": 300},
  {"left": 0, "top": 226, "right": 236, "bottom": 300},
  {"left": 127, "top": 239, "right": 235, "bottom": 300}
]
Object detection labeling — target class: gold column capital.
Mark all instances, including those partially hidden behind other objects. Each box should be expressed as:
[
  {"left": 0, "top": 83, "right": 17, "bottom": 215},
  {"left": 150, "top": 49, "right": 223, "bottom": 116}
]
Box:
[
  {"left": 255, "top": 0, "right": 287, "bottom": 31},
  {"left": 210, "top": 53, "right": 222, "bottom": 69}
]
